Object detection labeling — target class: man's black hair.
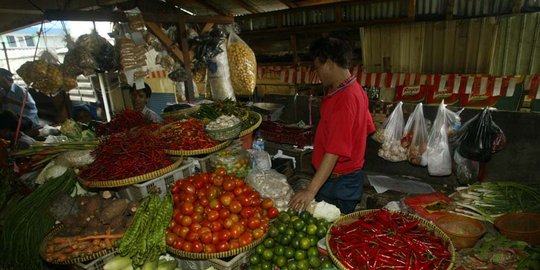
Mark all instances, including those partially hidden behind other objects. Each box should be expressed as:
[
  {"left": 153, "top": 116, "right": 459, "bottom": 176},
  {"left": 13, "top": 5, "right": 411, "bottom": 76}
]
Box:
[
  {"left": 130, "top": 83, "right": 152, "bottom": 98},
  {"left": 0, "top": 110, "right": 18, "bottom": 130},
  {"left": 308, "top": 37, "right": 353, "bottom": 69}
]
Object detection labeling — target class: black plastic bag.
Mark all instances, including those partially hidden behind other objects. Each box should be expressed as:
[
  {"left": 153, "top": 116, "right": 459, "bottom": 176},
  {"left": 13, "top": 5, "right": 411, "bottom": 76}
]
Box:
[{"left": 456, "top": 108, "right": 506, "bottom": 162}]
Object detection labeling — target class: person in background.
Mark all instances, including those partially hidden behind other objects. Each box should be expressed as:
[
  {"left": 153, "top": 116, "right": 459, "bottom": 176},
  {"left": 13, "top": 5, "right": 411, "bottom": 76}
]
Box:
[
  {"left": 0, "top": 110, "right": 36, "bottom": 149},
  {"left": 72, "top": 104, "right": 98, "bottom": 125},
  {"left": 288, "top": 37, "right": 376, "bottom": 214},
  {"left": 129, "top": 83, "right": 162, "bottom": 123},
  {"left": 0, "top": 68, "right": 40, "bottom": 129}
]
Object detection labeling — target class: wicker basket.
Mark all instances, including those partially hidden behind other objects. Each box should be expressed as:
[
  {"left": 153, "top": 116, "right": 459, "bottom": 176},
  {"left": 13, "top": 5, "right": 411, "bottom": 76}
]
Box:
[
  {"left": 326, "top": 209, "right": 455, "bottom": 270},
  {"left": 206, "top": 122, "right": 242, "bottom": 141},
  {"left": 161, "top": 105, "right": 200, "bottom": 121}
]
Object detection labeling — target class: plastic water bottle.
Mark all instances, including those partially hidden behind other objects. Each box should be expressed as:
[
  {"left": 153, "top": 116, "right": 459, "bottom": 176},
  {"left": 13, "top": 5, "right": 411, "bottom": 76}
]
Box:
[{"left": 252, "top": 132, "right": 265, "bottom": 151}]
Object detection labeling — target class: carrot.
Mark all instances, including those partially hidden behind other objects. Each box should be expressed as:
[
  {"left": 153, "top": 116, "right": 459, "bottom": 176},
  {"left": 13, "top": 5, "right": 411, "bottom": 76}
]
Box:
[{"left": 77, "top": 233, "right": 123, "bottom": 242}]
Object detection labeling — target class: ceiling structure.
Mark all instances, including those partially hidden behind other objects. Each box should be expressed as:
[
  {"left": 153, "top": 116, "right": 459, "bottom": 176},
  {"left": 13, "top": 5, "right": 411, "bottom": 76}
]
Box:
[{"left": 0, "top": 0, "right": 351, "bottom": 34}]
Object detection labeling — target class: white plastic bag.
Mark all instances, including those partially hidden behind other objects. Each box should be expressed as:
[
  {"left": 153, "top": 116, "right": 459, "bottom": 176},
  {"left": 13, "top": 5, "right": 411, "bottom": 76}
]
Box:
[
  {"left": 427, "top": 102, "right": 452, "bottom": 176},
  {"left": 246, "top": 168, "right": 293, "bottom": 211},
  {"left": 378, "top": 102, "right": 407, "bottom": 162},
  {"left": 207, "top": 42, "right": 236, "bottom": 101}
]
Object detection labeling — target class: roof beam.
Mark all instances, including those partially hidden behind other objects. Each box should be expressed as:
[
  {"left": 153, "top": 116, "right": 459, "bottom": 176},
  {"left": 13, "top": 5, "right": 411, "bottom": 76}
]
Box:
[
  {"left": 277, "top": 0, "right": 298, "bottom": 8},
  {"left": 231, "top": 0, "right": 262, "bottom": 14},
  {"left": 167, "top": 0, "right": 231, "bottom": 16}
]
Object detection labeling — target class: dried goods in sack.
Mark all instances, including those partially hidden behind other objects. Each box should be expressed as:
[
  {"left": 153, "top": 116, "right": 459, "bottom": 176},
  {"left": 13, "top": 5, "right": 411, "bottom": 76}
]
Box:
[
  {"left": 378, "top": 102, "right": 407, "bottom": 162},
  {"left": 402, "top": 103, "right": 428, "bottom": 166},
  {"left": 208, "top": 41, "right": 235, "bottom": 101},
  {"left": 227, "top": 29, "right": 256, "bottom": 96},
  {"left": 427, "top": 101, "right": 452, "bottom": 176},
  {"left": 456, "top": 107, "right": 506, "bottom": 162}
]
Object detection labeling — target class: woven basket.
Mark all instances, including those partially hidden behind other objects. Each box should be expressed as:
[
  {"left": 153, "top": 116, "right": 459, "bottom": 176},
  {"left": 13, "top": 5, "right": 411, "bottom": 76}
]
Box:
[
  {"left": 40, "top": 225, "right": 117, "bottom": 265},
  {"left": 80, "top": 158, "right": 183, "bottom": 188},
  {"left": 165, "top": 140, "right": 231, "bottom": 156},
  {"left": 167, "top": 231, "right": 267, "bottom": 259},
  {"left": 326, "top": 209, "right": 456, "bottom": 270},
  {"left": 161, "top": 105, "right": 200, "bottom": 121},
  {"left": 206, "top": 121, "right": 242, "bottom": 141},
  {"left": 239, "top": 111, "right": 262, "bottom": 137}
]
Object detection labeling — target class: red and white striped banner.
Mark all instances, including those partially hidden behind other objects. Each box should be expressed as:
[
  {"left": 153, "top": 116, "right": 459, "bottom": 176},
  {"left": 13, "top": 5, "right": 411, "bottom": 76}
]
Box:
[{"left": 146, "top": 70, "right": 168, "bottom": 79}]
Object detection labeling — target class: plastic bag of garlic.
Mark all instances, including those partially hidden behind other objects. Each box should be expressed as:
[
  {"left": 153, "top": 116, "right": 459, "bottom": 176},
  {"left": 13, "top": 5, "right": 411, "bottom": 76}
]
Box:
[{"left": 378, "top": 101, "right": 407, "bottom": 162}]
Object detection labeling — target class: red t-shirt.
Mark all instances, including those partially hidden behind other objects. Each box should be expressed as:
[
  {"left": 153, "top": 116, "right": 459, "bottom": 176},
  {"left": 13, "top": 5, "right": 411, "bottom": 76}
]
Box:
[{"left": 312, "top": 80, "right": 375, "bottom": 174}]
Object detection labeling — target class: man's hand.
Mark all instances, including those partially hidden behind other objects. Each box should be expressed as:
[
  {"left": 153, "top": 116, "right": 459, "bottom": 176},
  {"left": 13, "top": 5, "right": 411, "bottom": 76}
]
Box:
[{"left": 288, "top": 189, "right": 317, "bottom": 211}]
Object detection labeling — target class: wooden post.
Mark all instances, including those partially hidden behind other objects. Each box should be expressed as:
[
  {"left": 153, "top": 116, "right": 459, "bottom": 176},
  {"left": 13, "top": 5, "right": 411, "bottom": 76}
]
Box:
[
  {"left": 407, "top": 0, "right": 416, "bottom": 20},
  {"left": 178, "top": 16, "right": 195, "bottom": 102},
  {"left": 290, "top": 34, "right": 298, "bottom": 65}
]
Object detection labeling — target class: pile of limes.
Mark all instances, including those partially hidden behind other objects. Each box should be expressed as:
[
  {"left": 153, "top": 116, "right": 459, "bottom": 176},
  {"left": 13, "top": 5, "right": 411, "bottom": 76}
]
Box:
[{"left": 247, "top": 210, "right": 336, "bottom": 270}]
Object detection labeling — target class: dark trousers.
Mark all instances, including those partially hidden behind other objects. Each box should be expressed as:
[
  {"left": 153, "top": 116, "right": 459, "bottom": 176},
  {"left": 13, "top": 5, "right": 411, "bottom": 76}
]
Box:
[{"left": 315, "top": 169, "right": 364, "bottom": 214}]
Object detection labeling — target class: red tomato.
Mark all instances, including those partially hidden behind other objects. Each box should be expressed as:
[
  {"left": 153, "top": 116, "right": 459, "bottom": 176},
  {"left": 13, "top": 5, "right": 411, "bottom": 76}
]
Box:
[
  {"left": 215, "top": 167, "right": 227, "bottom": 176},
  {"left": 192, "top": 213, "right": 204, "bottom": 223},
  {"left": 207, "top": 210, "right": 220, "bottom": 222},
  {"left": 230, "top": 213, "right": 240, "bottom": 223},
  {"left": 237, "top": 195, "right": 251, "bottom": 207},
  {"left": 192, "top": 241, "right": 204, "bottom": 253},
  {"left": 222, "top": 217, "right": 234, "bottom": 229},
  {"left": 204, "top": 243, "right": 216, "bottom": 253},
  {"left": 179, "top": 226, "right": 190, "bottom": 239},
  {"left": 216, "top": 241, "right": 229, "bottom": 252},
  {"left": 219, "top": 229, "right": 232, "bottom": 241},
  {"left": 247, "top": 217, "right": 261, "bottom": 230},
  {"left": 261, "top": 198, "right": 274, "bottom": 209},
  {"left": 183, "top": 182, "right": 196, "bottom": 194},
  {"left": 230, "top": 223, "right": 245, "bottom": 238},
  {"left": 168, "top": 219, "right": 177, "bottom": 230},
  {"left": 252, "top": 228, "right": 264, "bottom": 240},
  {"left": 212, "top": 233, "right": 220, "bottom": 244},
  {"left": 240, "top": 207, "right": 255, "bottom": 219},
  {"left": 199, "top": 197, "right": 209, "bottom": 207},
  {"left": 174, "top": 213, "right": 184, "bottom": 224},
  {"left": 173, "top": 239, "right": 182, "bottom": 250},
  {"left": 173, "top": 193, "right": 182, "bottom": 204},
  {"left": 180, "top": 202, "right": 194, "bottom": 216},
  {"left": 183, "top": 194, "right": 196, "bottom": 203},
  {"left": 190, "top": 222, "right": 202, "bottom": 233},
  {"left": 199, "top": 226, "right": 211, "bottom": 235},
  {"left": 229, "top": 200, "right": 242, "bottom": 214},
  {"left": 206, "top": 186, "right": 220, "bottom": 200},
  {"left": 210, "top": 221, "right": 223, "bottom": 232},
  {"left": 219, "top": 208, "right": 231, "bottom": 219},
  {"left": 166, "top": 231, "right": 177, "bottom": 246},
  {"left": 267, "top": 207, "right": 279, "bottom": 219},
  {"left": 222, "top": 178, "right": 236, "bottom": 191},
  {"left": 229, "top": 239, "right": 240, "bottom": 250},
  {"left": 196, "top": 189, "right": 206, "bottom": 200},
  {"left": 171, "top": 185, "right": 181, "bottom": 194},
  {"left": 234, "top": 178, "right": 245, "bottom": 187},
  {"left": 239, "top": 231, "right": 253, "bottom": 246},
  {"left": 186, "top": 231, "right": 199, "bottom": 242},
  {"left": 212, "top": 175, "right": 224, "bottom": 186},
  {"left": 181, "top": 241, "right": 192, "bottom": 252},
  {"left": 219, "top": 193, "right": 233, "bottom": 207},
  {"left": 209, "top": 199, "right": 222, "bottom": 210},
  {"left": 193, "top": 177, "right": 206, "bottom": 189},
  {"left": 233, "top": 186, "right": 244, "bottom": 196},
  {"left": 200, "top": 231, "right": 213, "bottom": 244},
  {"left": 180, "top": 216, "right": 192, "bottom": 227}
]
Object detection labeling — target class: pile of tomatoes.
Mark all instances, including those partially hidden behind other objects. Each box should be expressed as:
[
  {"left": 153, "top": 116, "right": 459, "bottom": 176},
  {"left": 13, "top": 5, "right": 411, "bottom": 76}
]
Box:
[{"left": 166, "top": 168, "right": 279, "bottom": 253}]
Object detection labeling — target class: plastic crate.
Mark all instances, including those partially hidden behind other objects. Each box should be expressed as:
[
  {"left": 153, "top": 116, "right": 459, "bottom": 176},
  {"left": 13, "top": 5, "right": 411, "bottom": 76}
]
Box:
[
  {"left": 176, "top": 258, "right": 210, "bottom": 270},
  {"left": 207, "top": 250, "right": 253, "bottom": 270},
  {"left": 191, "top": 155, "right": 214, "bottom": 173},
  {"left": 117, "top": 162, "right": 195, "bottom": 201},
  {"left": 74, "top": 250, "right": 119, "bottom": 270}
]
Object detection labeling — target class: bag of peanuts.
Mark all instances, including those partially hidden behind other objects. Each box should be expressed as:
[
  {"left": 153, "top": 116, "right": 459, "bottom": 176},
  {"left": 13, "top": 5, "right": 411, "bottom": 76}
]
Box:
[
  {"left": 402, "top": 103, "right": 428, "bottom": 166},
  {"left": 226, "top": 29, "right": 257, "bottom": 96},
  {"left": 378, "top": 101, "right": 407, "bottom": 162},
  {"left": 427, "top": 101, "right": 452, "bottom": 176}
]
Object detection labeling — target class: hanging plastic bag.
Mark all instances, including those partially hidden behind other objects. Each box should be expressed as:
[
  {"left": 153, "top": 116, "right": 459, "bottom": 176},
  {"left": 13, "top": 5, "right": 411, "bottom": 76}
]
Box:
[
  {"left": 378, "top": 102, "right": 407, "bottom": 162},
  {"left": 427, "top": 102, "right": 452, "bottom": 176},
  {"left": 453, "top": 151, "right": 479, "bottom": 185},
  {"left": 246, "top": 168, "right": 294, "bottom": 211},
  {"left": 207, "top": 41, "right": 236, "bottom": 101},
  {"left": 402, "top": 103, "right": 428, "bottom": 166},
  {"left": 226, "top": 27, "right": 256, "bottom": 96},
  {"left": 457, "top": 107, "right": 506, "bottom": 162}
]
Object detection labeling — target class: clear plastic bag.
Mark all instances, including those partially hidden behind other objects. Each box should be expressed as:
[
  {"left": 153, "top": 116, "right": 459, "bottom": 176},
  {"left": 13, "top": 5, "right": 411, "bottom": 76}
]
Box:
[
  {"left": 210, "top": 145, "right": 250, "bottom": 178},
  {"left": 453, "top": 151, "right": 479, "bottom": 185},
  {"left": 403, "top": 103, "right": 428, "bottom": 166},
  {"left": 226, "top": 28, "right": 256, "bottom": 96},
  {"left": 427, "top": 102, "right": 452, "bottom": 176},
  {"left": 246, "top": 168, "right": 294, "bottom": 211},
  {"left": 378, "top": 102, "right": 407, "bottom": 162},
  {"left": 457, "top": 107, "right": 506, "bottom": 162},
  {"left": 207, "top": 42, "right": 236, "bottom": 101}
]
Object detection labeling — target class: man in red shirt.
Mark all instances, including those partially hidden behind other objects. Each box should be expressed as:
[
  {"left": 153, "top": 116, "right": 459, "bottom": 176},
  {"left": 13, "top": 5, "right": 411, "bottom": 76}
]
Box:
[{"left": 289, "top": 37, "right": 375, "bottom": 214}]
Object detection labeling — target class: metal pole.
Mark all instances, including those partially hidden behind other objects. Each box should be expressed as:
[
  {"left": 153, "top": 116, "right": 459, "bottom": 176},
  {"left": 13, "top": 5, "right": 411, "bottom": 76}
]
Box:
[
  {"left": 2, "top": 42, "right": 10, "bottom": 72},
  {"left": 97, "top": 73, "right": 112, "bottom": 122}
]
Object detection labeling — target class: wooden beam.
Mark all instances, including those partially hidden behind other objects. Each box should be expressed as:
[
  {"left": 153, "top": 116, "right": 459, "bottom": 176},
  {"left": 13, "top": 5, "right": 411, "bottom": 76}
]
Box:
[
  {"left": 0, "top": 9, "right": 42, "bottom": 15},
  {"left": 178, "top": 17, "right": 195, "bottom": 102},
  {"left": 231, "top": 0, "right": 262, "bottom": 14},
  {"left": 201, "top": 23, "right": 214, "bottom": 34},
  {"left": 43, "top": 9, "right": 234, "bottom": 24},
  {"left": 145, "top": 22, "right": 184, "bottom": 64},
  {"left": 277, "top": 0, "right": 298, "bottom": 8},
  {"left": 190, "top": 0, "right": 230, "bottom": 16}
]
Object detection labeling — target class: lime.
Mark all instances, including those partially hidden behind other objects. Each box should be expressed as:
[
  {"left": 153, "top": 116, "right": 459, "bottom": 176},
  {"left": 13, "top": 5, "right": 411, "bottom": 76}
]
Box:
[
  {"left": 306, "top": 224, "right": 318, "bottom": 235},
  {"left": 299, "top": 237, "right": 311, "bottom": 250},
  {"left": 249, "top": 253, "right": 261, "bottom": 265},
  {"left": 263, "top": 238, "right": 275, "bottom": 248},
  {"left": 294, "top": 250, "right": 307, "bottom": 261},
  {"left": 296, "top": 259, "right": 310, "bottom": 270},
  {"left": 299, "top": 211, "right": 311, "bottom": 220},
  {"left": 307, "top": 246, "right": 320, "bottom": 258},
  {"left": 316, "top": 226, "right": 327, "bottom": 238},
  {"left": 260, "top": 261, "right": 272, "bottom": 270},
  {"left": 296, "top": 231, "right": 307, "bottom": 239},
  {"left": 279, "top": 212, "right": 291, "bottom": 223},
  {"left": 291, "top": 237, "right": 301, "bottom": 249},
  {"left": 287, "top": 261, "right": 298, "bottom": 270},
  {"left": 280, "top": 234, "right": 292, "bottom": 245},
  {"left": 285, "top": 227, "right": 296, "bottom": 236},
  {"left": 277, "top": 222, "right": 287, "bottom": 233},
  {"left": 255, "top": 244, "right": 265, "bottom": 255},
  {"left": 280, "top": 266, "right": 289, "bottom": 270},
  {"left": 309, "top": 235, "right": 318, "bottom": 247},
  {"left": 321, "top": 260, "right": 334, "bottom": 269},
  {"left": 284, "top": 246, "right": 295, "bottom": 259},
  {"left": 293, "top": 219, "right": 306, "bottom": 231},
  {"left": 262, "top": 248, "right": 274, "bottom": 261},
  {"left": 273, "top": 244, "right": 285, "bottom": 256},
  {"left": 251, "top": 265, "right": 263, "bottom": 270},
  {"left": 275, "top": 255, "right": 287, "bottom": 267},
  {"left": 268, "top": 225, "right": 279, "bottom": 238},
  {"left": 308, "top": 256, "right": 321, "bottom": 268}
]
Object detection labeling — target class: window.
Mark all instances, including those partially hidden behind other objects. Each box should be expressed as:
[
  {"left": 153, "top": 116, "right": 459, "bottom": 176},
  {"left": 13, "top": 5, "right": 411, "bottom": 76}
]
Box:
[
  {"left": 24, "top": 36, "right": 35, "bottom": 47},
  {"left": 6, "top": 36, "right": 16, "bottom": 47},
  {"left": 17, "top": 36, "right": 24, "bottom": 46}
]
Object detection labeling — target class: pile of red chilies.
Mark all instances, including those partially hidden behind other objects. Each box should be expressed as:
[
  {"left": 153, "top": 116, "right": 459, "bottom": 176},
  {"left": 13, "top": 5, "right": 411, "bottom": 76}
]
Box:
[
  {"left": 159, "top": 119, "right": 219, "bottom": 150},
  {"left": 329, "top": 209, "right": 452, "bottom": 270},
  {"left": 97, "top": 109, "right": 151, "bottom": 137},
  {"left": 80, "top": 130, "right": 173, "bottom": 181}
]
